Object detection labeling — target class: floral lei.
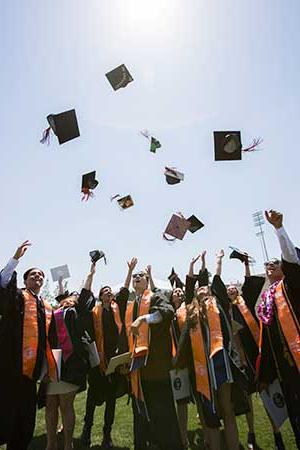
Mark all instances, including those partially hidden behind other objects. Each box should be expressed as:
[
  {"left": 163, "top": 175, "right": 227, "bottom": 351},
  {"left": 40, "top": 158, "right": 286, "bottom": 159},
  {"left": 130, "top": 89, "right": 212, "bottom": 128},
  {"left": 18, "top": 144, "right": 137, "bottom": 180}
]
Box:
[{"left": 257, "top": 280, "right": 281, "bottom": 326}]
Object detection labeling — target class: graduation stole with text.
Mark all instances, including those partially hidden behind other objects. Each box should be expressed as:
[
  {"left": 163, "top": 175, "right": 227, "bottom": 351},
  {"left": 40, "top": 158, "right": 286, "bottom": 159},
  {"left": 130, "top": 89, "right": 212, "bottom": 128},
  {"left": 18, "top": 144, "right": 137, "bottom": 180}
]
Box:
[
  {"left": 125, "top": 290, "right": 151, "bottom": 404},
  {"left": 274, "top": 281, "right": 300, "bottom": 372},
  {"left": 206, "top": 297, "right": 224, "bottom": 358},
  {"left": 92, "top": 301, "right": 123, "bottom": 373},
  {"left": 189, "top": 308, "right": 211, "bottom": 401},
  {"left": 171, "top": 302, "right": 187, "bottom": 357},
  {"left": 22, "top": 289, "right": 58, "bottom": 381},
  {"left": 233, "top": 295, "right": 260, "bottom": 346}
]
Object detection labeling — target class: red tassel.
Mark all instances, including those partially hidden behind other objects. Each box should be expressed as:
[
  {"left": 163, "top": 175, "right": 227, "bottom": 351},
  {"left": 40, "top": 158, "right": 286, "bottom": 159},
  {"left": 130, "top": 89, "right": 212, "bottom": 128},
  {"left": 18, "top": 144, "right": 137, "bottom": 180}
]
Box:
[
  {"left": 40, "top": 127, "right": 52, "bottom": 145},
  {"left": 81, "top": 188, "right": 94, "bottom": 202},
  {"left": 243, "top": 137, "right": 263, "bottom": 152}
]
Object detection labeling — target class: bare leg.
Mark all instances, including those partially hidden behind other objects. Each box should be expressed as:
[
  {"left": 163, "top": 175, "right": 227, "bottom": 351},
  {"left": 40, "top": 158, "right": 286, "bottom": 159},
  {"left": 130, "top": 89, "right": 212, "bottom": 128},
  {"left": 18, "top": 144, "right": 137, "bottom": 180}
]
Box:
[
  {"left": 59, "top": 391, "right": 77, "bottom": 450},
  {"left": 177, "top": 402, "right": 188, "bottom": 448},
  {"left": 45, "top": 395, "right": 59, "bottom": 450},
  {"left": 218, "top": 383, "right": 240, "bottom": 450}
]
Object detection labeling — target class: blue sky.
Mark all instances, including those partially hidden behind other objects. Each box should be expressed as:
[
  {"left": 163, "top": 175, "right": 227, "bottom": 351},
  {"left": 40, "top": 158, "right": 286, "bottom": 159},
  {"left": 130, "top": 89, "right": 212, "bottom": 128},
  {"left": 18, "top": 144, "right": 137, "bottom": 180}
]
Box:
[{"left": 1, "top": 0, "right": 300, "bottom": 294}]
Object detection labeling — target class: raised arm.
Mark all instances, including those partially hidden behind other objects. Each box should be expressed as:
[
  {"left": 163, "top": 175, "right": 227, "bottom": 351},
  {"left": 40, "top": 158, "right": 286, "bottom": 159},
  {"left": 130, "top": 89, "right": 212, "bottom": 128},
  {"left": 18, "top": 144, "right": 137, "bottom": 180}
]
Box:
[
  {"left": 145, "top": 265, "right": 156, "bottom": 291},
  {"left": 265, "top": 210, "right": 300, "bottom": 265},
  {"left": 215, "top": 249, "right": 224, "bottom": 277},
  {"left": 188, "top": 253, "right": 202, "bottom": 277},
  {"left": 0, "top": 240, "right": 31, "bottom": 288},
  {"left": 244, "top": 254, "right": 251, "bottom": 278},
  {"left": 83, "top": 262, "right": 96, "bottom": 291},
  {"left": 200, "top": 250, "right": 206, "bottom": 273},
  {"left": 124, "top": 257, "right": 137, "bottom": 289},
  {"left": 57, "top": 276, "right": 65, "bottom": 296}
]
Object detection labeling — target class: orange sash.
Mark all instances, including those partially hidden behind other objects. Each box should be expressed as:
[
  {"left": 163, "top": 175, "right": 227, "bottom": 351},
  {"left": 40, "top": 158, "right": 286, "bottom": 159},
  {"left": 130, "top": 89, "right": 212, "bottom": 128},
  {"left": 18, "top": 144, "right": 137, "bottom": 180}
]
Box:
[
  {"left": 189, "top": 310, "right": 211, "bottom": 401},
  {"left": 22, "top": 289, "right": 57, "bottom": 381},
  {"left": 275, "top": 281, "right": 300, "bottom": 373},
  {"left": 92, "top": 301, "right": 123, "bottom": 373},
  {"left": 171, "top": 302, "right": 187, "bottom": 357},
  {"left": 234, "top": 296, "right": 260, "bottom": 346},
  {"left": 125, "top": 290, "right": 151, "bottom": 400},
  {"left": 206, "top": 297, "right": 224, "bottom": 358}
]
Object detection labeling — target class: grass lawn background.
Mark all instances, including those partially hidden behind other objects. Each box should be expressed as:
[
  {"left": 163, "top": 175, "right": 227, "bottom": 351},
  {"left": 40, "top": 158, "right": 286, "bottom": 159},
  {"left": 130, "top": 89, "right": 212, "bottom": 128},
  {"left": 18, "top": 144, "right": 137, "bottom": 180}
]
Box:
[{"left": 1, "top": 391, "right": 295, "bottom": 450}]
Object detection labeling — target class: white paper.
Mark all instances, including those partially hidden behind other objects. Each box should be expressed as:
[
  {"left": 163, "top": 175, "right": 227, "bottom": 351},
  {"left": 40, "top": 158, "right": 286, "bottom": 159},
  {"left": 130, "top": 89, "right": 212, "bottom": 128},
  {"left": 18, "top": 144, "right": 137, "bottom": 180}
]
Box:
[
  {"left": 87, "top": 341, "right": 101, "bottom": 369},
  {"left": 105, "top": 352, "right": 132, "bottom": 375},
  {"left": 169, "top": 368, "right": 190, "bottom": 401},
  {"left": 50, "top": 264, "right": 70, "bottom": 282},
  {"left": 52, "top": 349, "right": 62, "bottom": 380},
  {"left": 260, "top": 379, "right": 288, "bottom": 429}
]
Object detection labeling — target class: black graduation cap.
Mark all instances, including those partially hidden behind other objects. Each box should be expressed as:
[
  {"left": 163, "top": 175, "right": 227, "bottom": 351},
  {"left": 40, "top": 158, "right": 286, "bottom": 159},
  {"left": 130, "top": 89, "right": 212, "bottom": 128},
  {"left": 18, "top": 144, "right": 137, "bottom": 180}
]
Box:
[
  {"left": 105, "top": 64, "right": 134, "bottom": 91},
  {"left": 164, "top": 167, "right": 184, "bottom": 185},
  {"left": 150, "top": 137, "right": 161, "bottom": 153},
  {"left": 187, "top": 215, "right": 204, "bottom": 233},
  {"left": 40, "top": 109, "right": 80, "bottom": 145},
  {"left": 89, "top": 250, "right": 106, "bottom": 264},
  {"left": 229, "top": 247, "right": 255, "bottom": 264},
  {"left": 81, "top": 171, "right": 98, "bottom": 201},
  {"left": 214, "top": 131, "right": 242, "bottom": 161}
]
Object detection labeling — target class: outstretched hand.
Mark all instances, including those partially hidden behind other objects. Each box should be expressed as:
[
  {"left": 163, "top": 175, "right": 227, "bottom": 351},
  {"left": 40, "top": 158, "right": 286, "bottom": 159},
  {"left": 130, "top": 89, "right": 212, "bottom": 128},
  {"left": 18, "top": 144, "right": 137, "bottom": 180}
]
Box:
[
  {"left": 265, "top": 210, "right": 283, "bottom": 229},
  {"left": 190, "top": 254, "right": 202, "bottom": 266},
  {"left": 127, "top": 257, "right": 138, "bottom": 272},
  {"left": 13, "top": 240, "right": 32, "bottom": 260},
  {"left": 216, "top": 249, "right": 225, "bottom": 259},
  {"left": 145, "top": 265, "right": 152, "bottom": 276}
]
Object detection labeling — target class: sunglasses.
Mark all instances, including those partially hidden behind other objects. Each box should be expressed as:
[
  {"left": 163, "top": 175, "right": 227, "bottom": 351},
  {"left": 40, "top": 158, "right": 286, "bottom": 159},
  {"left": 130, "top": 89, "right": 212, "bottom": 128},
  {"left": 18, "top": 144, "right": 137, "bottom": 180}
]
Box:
[
  {"left": 264, "top": 259, "right": 281, "bottom": 267},
  {"left": 132, "top": 272, "right": 147, "bottom": 280}
]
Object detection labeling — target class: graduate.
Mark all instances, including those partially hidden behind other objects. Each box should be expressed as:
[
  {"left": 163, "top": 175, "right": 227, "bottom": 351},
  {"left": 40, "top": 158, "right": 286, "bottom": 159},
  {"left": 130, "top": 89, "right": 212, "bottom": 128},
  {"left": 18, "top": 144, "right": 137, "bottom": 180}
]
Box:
[
  {"left": 257, "top": 210, "right": 300, "bottom": 449},
  {"left": 80, "top": 257, "right": 137, "bottom": 449},
  {"left": 44, "top": 272, "right": 92, "bottom": 450},
  {"left": 177, "top": 250, "right": 248, "bottom": 450},
  {"left": 227, "top": 251, "right": 285, "bottom": 450},
  {"left": 0, "top": 241, "right": 57, "bottom": 450},
  {"left": 126, "top": 268, "right": 183, "bottom": 450}
]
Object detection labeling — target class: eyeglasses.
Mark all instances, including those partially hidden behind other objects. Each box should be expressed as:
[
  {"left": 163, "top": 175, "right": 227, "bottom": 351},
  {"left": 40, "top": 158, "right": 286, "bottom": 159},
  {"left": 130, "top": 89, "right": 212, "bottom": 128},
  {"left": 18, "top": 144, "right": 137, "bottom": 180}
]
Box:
[{"left": 132, "top": 272, "right": 146, "bottom": 280}]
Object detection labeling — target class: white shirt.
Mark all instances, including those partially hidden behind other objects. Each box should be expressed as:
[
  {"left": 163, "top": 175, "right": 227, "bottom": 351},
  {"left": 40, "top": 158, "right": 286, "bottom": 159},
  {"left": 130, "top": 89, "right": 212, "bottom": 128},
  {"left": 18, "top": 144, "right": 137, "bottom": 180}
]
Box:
[
  {"left": 276, "top": 226, "right": 300, "bottom": 265},
  {"left": 0, "top": 257, "right": 19, "bottom": 288}
]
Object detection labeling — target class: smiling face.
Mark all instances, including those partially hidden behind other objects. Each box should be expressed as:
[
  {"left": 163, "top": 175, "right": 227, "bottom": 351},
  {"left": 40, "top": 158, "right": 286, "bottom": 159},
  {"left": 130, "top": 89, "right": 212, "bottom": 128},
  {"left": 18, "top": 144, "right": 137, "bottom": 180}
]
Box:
[
  {"left": 24, "top": 268, "right": 45, "bottom": 294},
  {"left": 99, "top": 286, "right": 115, "bottom": 307},
  {"left": 265, "top": 259, "right": 283, "bottom": 283},
  {"left": 227, "top": 284, "right": 239, "bottom": 301},
  {"left": 172, "top": 287, "right": 184, "bottom": 309},
  {"left": 132, "top": 272, "right": 149, "bottom": 295}
]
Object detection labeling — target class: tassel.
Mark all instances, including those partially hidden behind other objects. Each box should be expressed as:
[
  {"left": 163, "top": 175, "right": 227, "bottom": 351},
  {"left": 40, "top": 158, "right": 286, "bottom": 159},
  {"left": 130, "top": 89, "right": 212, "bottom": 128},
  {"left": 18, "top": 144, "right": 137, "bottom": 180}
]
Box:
[
  {"left": 81, "top": 188, "right": 94, "bottom": 202},
  {"left": 40, "top": 127, "right": 52, "bottom": 145},
  {"left": 243, "top": 137, "right": 263, "bottom": 152}
]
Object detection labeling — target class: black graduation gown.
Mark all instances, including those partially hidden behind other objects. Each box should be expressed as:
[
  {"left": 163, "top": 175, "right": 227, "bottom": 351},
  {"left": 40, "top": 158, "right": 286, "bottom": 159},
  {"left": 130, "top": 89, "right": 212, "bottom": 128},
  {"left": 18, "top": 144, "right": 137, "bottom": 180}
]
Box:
[
  {"left": 78, "top": 287, "right": 130, "bottom": 405},
  {"left": 0, "top": 272, "right": 55, "bottom": 445}
]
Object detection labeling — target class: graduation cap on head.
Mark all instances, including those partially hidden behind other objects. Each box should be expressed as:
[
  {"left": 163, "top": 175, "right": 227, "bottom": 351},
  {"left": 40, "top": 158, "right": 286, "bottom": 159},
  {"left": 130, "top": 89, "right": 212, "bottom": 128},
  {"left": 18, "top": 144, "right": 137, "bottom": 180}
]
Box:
[
  {"left": 89, "top": 250, "right": 107, "bottom": 264},
  {"left": 81, "top": 171, "right": 98, "bottom": 201},
  {"left": 40, "top": 109, "right": 80, "bottom": 145},
  {"left": 105, "top": 64, "right": 134, "bottom": 91},
  {"left": 187, "top": 215, "right": 204, "bottom": 233},
  {"left": 164, "top": 167, "right": 184, "bottom": 185},
  {"left": 163, "top": 214, "right": 190, "bottom": 241},
  {"left": 168, "top": 268, "right": 184, "bottom": 289},
  {"left": 111, "top": 194, "right": 134, "bottom": 210},
  {"left": 214, "top": 131, "right": 263, "bottom": 161},
  {"left": 229, "top": 247, "right": 255, "bottom": 264}
]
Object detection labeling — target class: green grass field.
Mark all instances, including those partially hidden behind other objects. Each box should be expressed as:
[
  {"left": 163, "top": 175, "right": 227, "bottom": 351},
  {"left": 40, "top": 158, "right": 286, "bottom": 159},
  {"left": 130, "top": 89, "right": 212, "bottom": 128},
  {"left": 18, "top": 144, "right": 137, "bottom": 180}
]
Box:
[{"left": 10, "top": 392, "right": 293, "bottom": 449}]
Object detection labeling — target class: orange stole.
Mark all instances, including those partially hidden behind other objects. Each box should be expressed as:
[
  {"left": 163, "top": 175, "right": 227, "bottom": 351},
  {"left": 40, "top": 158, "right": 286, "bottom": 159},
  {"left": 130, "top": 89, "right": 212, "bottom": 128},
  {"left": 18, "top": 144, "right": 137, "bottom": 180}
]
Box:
[
  {"left": 125, "top": 290, "right": 151, "bottom": 399},
  {"left": 92, "top": 301, "right": 123, "bottom": 373},
  {"left": 234, "top": 296, "right": 260, "bottom": 346},
  {"left": 275, "top": 281, "right": 300, "bottom": 373},
  {"left": 171, "top": 302, "right": 187, "bottom": 357},
  {"left": 22, "top": 289, "right": 57, "bottom": 381},
  {"left": 206, "top": 297, "right": 224, "bottom": 358},
  {"left": 189, "top": 311, "right": 211, "bottom": 401}
]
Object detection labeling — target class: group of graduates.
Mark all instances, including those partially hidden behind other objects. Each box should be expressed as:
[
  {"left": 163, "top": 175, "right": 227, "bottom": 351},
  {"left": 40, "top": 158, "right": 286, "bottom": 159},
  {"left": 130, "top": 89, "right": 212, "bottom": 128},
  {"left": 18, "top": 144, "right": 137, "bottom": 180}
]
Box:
[{"left": 0, "top": 209, "right": 299, "bottom": 450}]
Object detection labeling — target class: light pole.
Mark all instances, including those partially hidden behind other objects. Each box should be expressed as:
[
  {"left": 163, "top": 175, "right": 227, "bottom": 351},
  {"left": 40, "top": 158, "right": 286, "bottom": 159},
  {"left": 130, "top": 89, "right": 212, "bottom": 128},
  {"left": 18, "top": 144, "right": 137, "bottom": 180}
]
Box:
[{"left": 253, "top": 211, "right": 269, "bottom": 262}]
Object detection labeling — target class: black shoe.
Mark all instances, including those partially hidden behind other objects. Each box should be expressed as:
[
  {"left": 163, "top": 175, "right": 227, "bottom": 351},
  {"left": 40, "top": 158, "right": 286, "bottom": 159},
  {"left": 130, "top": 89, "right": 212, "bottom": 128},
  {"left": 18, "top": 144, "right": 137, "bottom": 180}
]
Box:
[
  {"left": 80, "top": 424, "right": 92, "bottom": 448},
  {"left": 274, "top": 432, "right": 286, "bottom": 450},
  {"left": 101, "top": 433, "right": 114, "bottom": 449}
]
